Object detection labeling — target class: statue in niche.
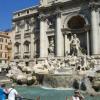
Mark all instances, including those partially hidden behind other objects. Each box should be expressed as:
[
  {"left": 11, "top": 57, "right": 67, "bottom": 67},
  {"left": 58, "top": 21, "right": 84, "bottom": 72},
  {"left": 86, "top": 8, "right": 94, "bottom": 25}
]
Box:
[
  {"left": 48, "top": 37, "right": 54, "bottom": 56},
  {"left": 70, "top": 34, "right": 81, "bottom": 56}
]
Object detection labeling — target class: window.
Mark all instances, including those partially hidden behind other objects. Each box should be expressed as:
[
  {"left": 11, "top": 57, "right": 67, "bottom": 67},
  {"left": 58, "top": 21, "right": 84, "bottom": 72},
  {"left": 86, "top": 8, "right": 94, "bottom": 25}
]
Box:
[
  {"left": 24, "top": 41, "right": 30, "bottom": 53},
  {"left": 25, "top": 62, "right": 29, "bottom": 66},
  {"left": 15, "top": 45, "right": 20, "bottom": 53},
  {"left": 5, "top": 53, "right": 7, "bottom": 58},
  {"left": 5, "top": 39, "right": 7, "bottom": 43},
  {"left": 18, "top": 13, "right": 20, "bottom": 16},
  {"left": 5, "top": 45, "right": 8, "bottom": 50},
  {"left": 5, "top": 33, "right": 8, "bottom": 35},
  {"left": 0, "top": 38, "right": 3, "bottom": 42},
  {"left": 24, "top": 44, "right": 29, "bottom": 52},
  {"left": 27, "top": 10, "right": 29, "bottom": 14},
  {"left": 16, "top": 21, "right": 21, "bottom": 33},
  {"left": 15, "top": 42, "right": 20, "bottom": 53}
]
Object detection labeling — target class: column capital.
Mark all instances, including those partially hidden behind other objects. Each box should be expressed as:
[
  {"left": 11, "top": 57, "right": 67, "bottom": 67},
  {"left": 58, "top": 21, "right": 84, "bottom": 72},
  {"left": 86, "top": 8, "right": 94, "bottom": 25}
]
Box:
[
  {"left": 39, "top": 14, "right": 47, "bottom": 21},
  {"left": 55, "top": 8, "right": 62, "bottom": 17},
  {"left": 89, "top": 1, "right": 100, "bottom": 11}
]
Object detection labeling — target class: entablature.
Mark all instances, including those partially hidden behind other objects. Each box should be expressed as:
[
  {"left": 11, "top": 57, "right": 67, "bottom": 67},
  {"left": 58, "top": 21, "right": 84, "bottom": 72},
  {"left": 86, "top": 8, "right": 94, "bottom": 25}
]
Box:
[{"left": 13, "top": 6, "right": 38, "bottom": 21}]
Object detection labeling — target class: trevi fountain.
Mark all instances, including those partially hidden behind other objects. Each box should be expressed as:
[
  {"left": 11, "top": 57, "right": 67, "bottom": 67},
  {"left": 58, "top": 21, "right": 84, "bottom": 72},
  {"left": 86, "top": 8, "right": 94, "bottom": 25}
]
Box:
[
  {"left": 6, "top": 33, "right": 100, "bottom": 97},
  {"left": 5, "top": 0, "right": 100, "bottom": 99}
]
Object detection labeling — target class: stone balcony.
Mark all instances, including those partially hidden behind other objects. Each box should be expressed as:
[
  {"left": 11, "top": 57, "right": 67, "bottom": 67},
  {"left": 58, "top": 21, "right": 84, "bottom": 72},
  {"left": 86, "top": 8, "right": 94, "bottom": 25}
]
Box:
[
  {"left": 15, "top": 34, "right": 21, "bottom": 39},
  {"left": 24, "top": 33, "right": 31, "bottom": 38},
  {"left": 14, "top": 52, "right": 21, "bottom": 59}
]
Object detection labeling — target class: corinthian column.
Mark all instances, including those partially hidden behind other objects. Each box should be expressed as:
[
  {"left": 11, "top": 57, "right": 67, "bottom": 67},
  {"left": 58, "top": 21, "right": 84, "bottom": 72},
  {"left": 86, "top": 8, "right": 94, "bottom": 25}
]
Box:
[
  {"left": 56, "top": 12, "right": 64, "bottom": 57},
  {"left": 90, "top": 2, "right": 99, "bottom": 55},
  {"left": 40, "top": 15, "right": 48, "bottom": 58}
]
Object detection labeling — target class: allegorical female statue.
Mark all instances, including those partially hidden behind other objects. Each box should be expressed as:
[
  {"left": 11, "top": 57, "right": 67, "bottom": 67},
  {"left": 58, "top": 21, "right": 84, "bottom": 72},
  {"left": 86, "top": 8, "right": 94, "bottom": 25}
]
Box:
[{"left": 48, "top": 37, "right": 54, "bottom": 56}]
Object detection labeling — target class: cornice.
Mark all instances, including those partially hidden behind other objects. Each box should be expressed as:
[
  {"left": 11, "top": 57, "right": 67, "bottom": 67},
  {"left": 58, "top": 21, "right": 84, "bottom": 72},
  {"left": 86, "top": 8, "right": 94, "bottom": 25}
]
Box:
[
  {"left": 38, "top": 14, "right": 47, "bottom": 21},
  {"left": 12, "top": 13, "right": 36, "bottom": 22}
]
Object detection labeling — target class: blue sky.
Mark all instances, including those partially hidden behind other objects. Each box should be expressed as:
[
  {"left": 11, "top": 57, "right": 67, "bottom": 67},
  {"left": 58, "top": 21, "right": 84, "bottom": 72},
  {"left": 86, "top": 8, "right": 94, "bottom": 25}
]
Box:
[{"left": 0, "top": 0, "right": 39, "bottom": 31}]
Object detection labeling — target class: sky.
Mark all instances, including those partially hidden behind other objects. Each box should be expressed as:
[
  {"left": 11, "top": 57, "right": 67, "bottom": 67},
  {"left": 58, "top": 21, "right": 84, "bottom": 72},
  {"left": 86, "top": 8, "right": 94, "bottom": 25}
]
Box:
[{"left": 0, "top": 0, "right": 39, "bottom": 31}]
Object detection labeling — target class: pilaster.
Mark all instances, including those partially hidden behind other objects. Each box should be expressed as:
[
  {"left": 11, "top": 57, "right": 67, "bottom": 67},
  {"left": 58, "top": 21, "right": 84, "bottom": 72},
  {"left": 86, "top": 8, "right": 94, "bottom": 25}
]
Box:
[
  {"left": 40, "top": 14, "right": 48, "bottom": 58},
  {"left": 90, "top": 1, "right": 99, "bottom": 55},
  {"left": 56, "top": 10, "right": 64, "bottom": 57},
  {"left": 21, "top": 27, "right": 24, "bottom": 59}
]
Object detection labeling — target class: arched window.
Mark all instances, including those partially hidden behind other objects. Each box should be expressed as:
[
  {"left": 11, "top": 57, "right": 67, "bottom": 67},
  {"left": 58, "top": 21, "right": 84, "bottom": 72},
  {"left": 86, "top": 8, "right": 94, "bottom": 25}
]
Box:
[
  {"left": 24, "top": 41, "right": 30, "bottom": 53},
  {"left": 15, "top": 42, "right": 20, "bottom": 53}
]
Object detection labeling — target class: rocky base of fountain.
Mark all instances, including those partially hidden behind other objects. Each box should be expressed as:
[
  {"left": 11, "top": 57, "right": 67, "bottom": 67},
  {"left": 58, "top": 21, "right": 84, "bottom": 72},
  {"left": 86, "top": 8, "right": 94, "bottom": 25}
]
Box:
[
  {"left": 6, "top": 56, "right": 100, "bottom": 94},
  {"left": 6, "top": 62, "right": 37, "bottom": 85}
]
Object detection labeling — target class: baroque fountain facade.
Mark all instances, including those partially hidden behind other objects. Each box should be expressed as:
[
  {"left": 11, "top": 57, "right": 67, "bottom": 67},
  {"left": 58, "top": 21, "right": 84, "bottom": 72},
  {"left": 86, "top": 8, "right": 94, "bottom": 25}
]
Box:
[{"left": 7, "top": 0, "right": 100, "bottom": 94}]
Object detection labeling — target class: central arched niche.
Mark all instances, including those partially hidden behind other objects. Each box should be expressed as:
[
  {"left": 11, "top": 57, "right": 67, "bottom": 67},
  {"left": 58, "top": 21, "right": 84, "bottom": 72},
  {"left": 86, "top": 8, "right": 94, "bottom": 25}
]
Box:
[
  {"left": 67, "top": 15, "right": 86, "bottom": 29},
  {"left": 66, "top": 15, "right": 88, "bottom": 55}
]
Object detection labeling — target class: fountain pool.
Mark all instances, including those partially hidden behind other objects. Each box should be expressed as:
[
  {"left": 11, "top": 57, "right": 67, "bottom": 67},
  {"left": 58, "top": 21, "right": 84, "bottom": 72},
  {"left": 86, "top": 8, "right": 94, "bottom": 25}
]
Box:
[{"left": 14, "top": 86, "right": 100, "bottom": 100}]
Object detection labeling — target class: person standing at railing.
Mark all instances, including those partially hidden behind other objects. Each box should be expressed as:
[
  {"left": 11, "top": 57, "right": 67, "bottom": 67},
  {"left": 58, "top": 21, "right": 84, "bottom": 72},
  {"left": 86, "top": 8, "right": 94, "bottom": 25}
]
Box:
[{"left": 8, "top": 84, "right": 21, "bottom": 100}]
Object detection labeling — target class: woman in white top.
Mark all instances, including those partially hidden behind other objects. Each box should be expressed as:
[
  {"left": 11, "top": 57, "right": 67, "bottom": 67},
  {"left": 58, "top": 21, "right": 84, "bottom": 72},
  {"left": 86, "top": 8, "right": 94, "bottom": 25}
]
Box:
[{"left": 8, "top": 84, "right": 19, "bottom": 100}]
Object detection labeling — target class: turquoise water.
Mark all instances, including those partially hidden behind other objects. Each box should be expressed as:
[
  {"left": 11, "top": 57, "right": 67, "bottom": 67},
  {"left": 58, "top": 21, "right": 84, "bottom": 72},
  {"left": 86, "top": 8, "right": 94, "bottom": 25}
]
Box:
[{"left": 14, "top": 86, "right": 100, "bottom": 100}]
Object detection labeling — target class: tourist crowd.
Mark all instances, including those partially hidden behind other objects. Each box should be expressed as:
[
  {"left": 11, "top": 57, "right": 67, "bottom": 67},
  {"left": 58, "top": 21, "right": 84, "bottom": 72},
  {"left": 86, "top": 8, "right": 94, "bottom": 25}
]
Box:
[{"left": 0, "top": 83, "right": 85, "bottom": 100}]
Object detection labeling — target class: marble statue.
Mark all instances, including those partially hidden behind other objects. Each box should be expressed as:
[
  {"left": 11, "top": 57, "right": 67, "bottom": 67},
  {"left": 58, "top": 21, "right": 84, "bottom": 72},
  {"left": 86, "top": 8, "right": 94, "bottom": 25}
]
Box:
[
  {"left": 70, "top": 34, "right": 81, "bottom": 56},
  {"left": 48, "top": 37, "right": 54, "bottom": 56}
]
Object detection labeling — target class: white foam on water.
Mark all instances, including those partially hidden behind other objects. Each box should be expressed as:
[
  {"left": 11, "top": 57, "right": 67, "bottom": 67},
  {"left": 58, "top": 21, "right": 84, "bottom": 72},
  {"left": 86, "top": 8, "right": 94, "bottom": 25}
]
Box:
[{"left": 41, "top": 86, "right": 74, "bottom": 91}]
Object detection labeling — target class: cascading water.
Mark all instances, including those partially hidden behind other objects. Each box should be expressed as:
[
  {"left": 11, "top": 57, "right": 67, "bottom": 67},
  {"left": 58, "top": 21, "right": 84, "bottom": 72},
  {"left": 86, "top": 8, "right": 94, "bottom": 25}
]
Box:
[{"left": 84, "top": 77, "right": 96, "bottom": 94}]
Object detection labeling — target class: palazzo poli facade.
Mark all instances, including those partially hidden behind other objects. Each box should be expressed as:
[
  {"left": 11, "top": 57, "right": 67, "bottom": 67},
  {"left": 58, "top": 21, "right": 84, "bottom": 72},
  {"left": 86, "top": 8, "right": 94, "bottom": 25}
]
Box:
[
  {"left": 12, "top": 0, "right": 100, "bottom": 66},
  {"left": 0, "top": 32, "right": 12, "bottom": 68}
]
